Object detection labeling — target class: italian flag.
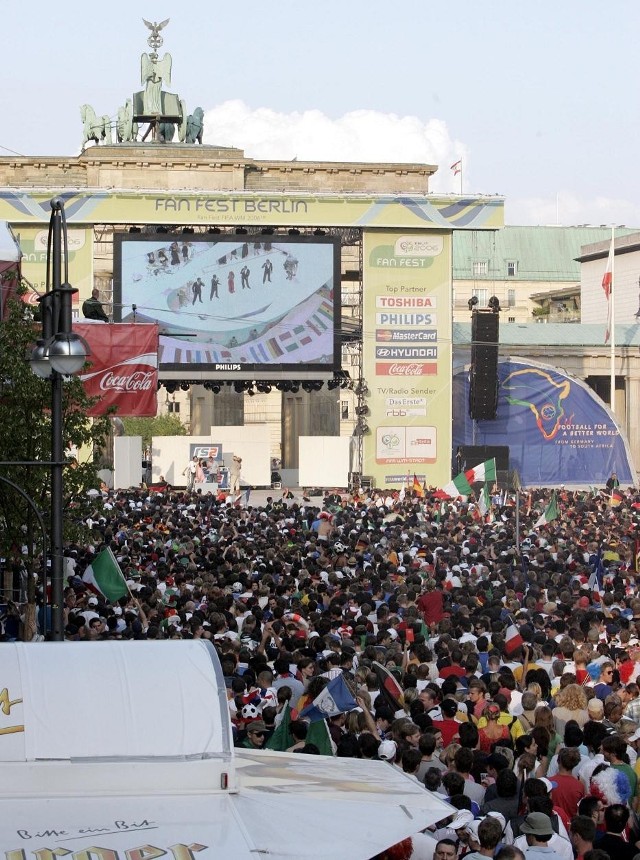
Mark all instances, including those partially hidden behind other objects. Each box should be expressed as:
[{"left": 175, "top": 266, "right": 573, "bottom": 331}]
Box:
[
  {"left": 505, "top": 623, "right": 523, "bottom": 654},
  {"left": 441, "top": 458, "right": 496, "bottom": 498},
  {"left": 82, "top": 547, "right": 129, "bottom": 602},
  {"left": 534, "top": 490, "right": 559, "bottom": 528}
]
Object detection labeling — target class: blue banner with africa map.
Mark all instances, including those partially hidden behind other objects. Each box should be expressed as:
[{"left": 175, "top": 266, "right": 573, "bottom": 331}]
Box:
[{"left": 453, "top": 358, "right": 635, "bottom": 485}]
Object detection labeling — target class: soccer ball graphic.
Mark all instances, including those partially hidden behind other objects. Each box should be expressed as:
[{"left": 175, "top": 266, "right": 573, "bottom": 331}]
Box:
[{"left": 242, "top": 702, "right": 261, "bottom": 720}]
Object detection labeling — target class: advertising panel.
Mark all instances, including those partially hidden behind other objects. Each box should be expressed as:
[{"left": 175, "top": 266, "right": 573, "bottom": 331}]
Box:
[
  {"left": 77, "top": 322, "right": 158, "bottom": 417},
  {"left": 362, "top": 230, "right": 452, "bottom": 488},
  {"left": 14, "top": 226, "right": 94, "bottom": 308},
  {"left": 114, "top": 233, "right": 340, "bottom": 381},
  {"left": 453, "top": 358, "right": 636, "bottom": 485}
]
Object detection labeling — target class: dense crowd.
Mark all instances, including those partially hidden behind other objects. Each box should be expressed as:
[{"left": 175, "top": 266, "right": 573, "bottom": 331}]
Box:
[{"left": 5, "top": 481, "right": 640, "bottom": 860}]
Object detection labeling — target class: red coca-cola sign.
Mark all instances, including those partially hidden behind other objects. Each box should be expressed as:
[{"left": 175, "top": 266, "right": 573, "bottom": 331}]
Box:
[
  {"left": 77, "top": 323, "right": 158, "bottom": 417},
  {"left": 376, "top": 362, "right": 437, "bottom": 376}
]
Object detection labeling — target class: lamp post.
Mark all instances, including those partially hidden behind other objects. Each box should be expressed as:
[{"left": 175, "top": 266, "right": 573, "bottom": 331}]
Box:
[{"left": 29, "top": 198, "right": 89, "bottom": 642}]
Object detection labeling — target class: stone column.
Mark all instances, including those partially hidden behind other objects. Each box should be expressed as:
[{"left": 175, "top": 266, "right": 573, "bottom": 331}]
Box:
[
  {"left": 189, "top": 386, "right": 244, "bottom": 434},
  {"left": 281, "top": 389, "right": 339, "bottom": 468}
]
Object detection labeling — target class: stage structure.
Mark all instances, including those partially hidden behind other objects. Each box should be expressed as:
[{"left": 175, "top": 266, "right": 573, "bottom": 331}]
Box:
[{"left": 0, "top": 18, "right": 504, "bottom": 487}]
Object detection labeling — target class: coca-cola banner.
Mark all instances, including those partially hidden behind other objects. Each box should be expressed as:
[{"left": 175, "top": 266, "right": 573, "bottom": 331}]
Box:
[
  {"left": 76, "top": 323, "right": 158, "bottom": 417},
  {"left": 362, "top": 231, "right": 453, "bottom": 489}
]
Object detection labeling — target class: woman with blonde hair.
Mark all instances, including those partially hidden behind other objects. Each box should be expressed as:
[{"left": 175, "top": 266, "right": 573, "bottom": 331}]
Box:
[
  {"left": 534, "top": 705, "right": 562, "bottom": 757},
  {"left": 552, "top": 683, "right": 588, "bottom": 734}
]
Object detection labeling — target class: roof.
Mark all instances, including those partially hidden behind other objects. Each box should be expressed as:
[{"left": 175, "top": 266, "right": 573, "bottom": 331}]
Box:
[
  {"left": 453, "top": 225, "right": 638, "bottom": 282},
  {"left": 454, "top": 321, "right": 640, "bottom": 347}
]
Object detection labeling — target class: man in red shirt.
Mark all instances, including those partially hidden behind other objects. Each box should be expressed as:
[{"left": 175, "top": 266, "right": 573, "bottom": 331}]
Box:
[
  {"left": 439, "top": 648, "right": 467, "bottom": 680},
  {"left": 551, "top": 748, "right": 585, "bottom": 821},
  {"left": 417, "top": 580, "right": 444, "bottom": 629},
  {"left": 431, "top": 699, "right": 461, "bottom": 747}
]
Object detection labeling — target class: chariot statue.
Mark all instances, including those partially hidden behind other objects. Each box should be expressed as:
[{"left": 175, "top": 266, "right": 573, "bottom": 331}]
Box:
[{"left": 80, "top": 18, "right": 204, "bottom": 147}]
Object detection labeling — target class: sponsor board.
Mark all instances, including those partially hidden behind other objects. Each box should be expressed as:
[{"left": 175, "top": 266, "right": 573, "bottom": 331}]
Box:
[
  {"left": 384, "top": 474, "right": 426, "bottom": 484},
  {"left": 376, "top": 329, "right": 437, "bottom": 343},
  {"left": 376, "top": 363, "right": 437, "bottom": 376},
  {"left": 394, "top": 235, "right": 444, "bottom": 257},
  {"left": 375, "top": 346, "right": 437, "bottom": 360}
]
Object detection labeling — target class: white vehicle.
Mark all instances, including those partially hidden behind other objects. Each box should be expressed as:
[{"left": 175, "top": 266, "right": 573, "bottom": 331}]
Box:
[{"left": 0, "top": 641, "right": 453, "bottom": 859}]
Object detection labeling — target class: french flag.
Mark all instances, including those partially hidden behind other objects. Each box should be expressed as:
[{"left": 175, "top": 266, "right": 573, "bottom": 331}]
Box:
[{"left": 505, "top": 623, "right": 523, "bottom": 655}]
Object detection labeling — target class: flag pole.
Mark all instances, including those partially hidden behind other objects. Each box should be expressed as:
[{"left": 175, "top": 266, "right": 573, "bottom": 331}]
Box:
[
  {"left": 459, "top": 159, "right": 463, "bottom": 195},
  {"left": 610, "top": 225, "right": 616, "bottom": 412}
]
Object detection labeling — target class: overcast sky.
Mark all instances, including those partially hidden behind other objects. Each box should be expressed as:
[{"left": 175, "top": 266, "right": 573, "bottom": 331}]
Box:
[{"left": 4, "top": 0, "right": 640, "bottom": 226}]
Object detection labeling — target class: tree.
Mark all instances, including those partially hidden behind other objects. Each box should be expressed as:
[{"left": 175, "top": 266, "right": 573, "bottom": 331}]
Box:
[
  {"left": 0, "top": 289, "right": 111, "bottom": 634},
  {"left": 122, "top": 414, "right": 186, "bottom": 447}
]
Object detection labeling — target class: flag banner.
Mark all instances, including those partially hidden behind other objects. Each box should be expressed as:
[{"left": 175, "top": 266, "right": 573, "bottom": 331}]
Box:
[
  {"left": 534, "top": 490, "right": 559, "bottom": 528},
  {"left": 265, "top": 702, "right": 292, "bottom": 751},
  {"left": 305, "top": 717, "right": 334, "bottom": 755},
  {"left": 602, "top": 237, "right": 613, "bottom": 344},
  {"left": 505, "top": 623, "right": 523, "bottom": 655},
  {"left": 76, "top": 322, "right": 159, "bottom": 417},
  {"left": 441, "top": 458, "right": 496, "bottom": 498},
  {"left": 371, "top": 661, "right": 405, "bottom": 715},
  {"left": 82, "top": 547, "right": 129, "bottom": 602},
  {"left": 609, "top": 489, "right": 623, "bottom": 508},
  {"left": 299, "top": 674, "right": 358, "bottom": 723},
  {"left": 477, "top": 483, "right": 492, "bottom": 521},
  {"left": 413, "top": 475, "right": 424, "bottom": 498},
  {"left": 450, "top": 160, "right": 462, "bottom": 175}
]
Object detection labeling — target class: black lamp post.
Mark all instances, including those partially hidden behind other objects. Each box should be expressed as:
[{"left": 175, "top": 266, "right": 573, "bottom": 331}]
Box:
[{"left": 29, "top": 198, "right": 89, "bottom": 641}]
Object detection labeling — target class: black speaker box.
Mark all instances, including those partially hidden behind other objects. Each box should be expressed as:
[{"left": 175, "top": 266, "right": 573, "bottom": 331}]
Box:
[{"left": 469, "top": 310, "right": 499, "bottom": 420}]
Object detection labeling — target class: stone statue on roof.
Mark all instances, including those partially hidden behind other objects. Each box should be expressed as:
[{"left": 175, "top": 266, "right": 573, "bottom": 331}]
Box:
[{"left": 141, "top": 18, "right": 172, "bottom": 115}]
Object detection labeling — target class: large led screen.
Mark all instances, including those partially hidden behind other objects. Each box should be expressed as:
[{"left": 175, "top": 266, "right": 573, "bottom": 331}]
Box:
[{"left": 113, "top": 233, "right": 340, "bottom": 380}]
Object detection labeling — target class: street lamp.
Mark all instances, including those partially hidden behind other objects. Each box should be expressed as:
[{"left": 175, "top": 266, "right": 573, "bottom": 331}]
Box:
[{"left": 29, "top": 198, "right": 89, "bottom": 641}]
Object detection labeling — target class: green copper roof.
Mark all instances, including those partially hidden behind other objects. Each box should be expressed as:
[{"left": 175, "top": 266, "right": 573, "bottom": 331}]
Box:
[{"left": 453, "top": 225, "right": 637, "bottom": 282}]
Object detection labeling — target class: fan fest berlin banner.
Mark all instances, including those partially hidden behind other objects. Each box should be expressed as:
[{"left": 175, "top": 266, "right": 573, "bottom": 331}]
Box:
[{"left": 76, "top": 323, "right": 159, "bottom": 417}]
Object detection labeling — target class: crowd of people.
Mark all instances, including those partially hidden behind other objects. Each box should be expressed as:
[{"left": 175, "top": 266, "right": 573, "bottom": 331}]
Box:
[{"left": 5, "top": 480, "right": 640, "bottom": 860}]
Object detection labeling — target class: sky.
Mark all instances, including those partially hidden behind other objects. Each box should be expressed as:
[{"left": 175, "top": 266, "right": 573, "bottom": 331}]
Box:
[{"left": 3, "top": 0, "right": 640, "bottom": 227}]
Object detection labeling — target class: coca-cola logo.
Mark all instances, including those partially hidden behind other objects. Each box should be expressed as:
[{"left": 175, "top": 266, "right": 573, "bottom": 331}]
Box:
[
  {"left": 100, "top": 369, "right": 155, "bottom": 391},
  {"left": 376, "top": 362, "right": 437, "bottom": 376}
]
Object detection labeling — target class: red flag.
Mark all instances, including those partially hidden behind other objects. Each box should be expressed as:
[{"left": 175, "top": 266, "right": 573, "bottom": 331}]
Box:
[
  {"left": 505, "top": 624, "right": 523, "bottom": 655},
  {"left": 413, "top": 475, "right": 424, "bottom": 498},
  {"left": 77, "top": 322, "right": 159, "bottom": 416},
  {"left": 372, "top": 661, "right": 405, "bottom": 715},
  {"left": 450, "top": 159, "right": 462, "bottom": 175}
]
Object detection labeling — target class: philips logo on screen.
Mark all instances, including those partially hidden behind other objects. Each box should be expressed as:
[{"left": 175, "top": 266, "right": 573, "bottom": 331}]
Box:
[{"left": 215, "top": 364, "right": 241, "bottom": 371}]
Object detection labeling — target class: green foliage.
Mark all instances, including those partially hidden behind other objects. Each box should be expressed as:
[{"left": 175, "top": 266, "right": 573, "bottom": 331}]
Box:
[
  {"left": 0, "top": 290, "right": 111, "bottom": 561},
  {"left": 122, "top": 413, "right": 186, "bottom": 447}
]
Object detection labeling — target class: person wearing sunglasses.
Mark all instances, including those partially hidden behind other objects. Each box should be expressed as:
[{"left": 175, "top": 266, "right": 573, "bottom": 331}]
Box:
[{"left": 240, "top": 719, "right": 268, "bottom": 749}]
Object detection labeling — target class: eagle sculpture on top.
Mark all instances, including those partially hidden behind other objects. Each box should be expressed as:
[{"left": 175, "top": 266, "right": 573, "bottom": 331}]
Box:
[{"left": 143, "top": 17, "right": 170, "bottom": 52}]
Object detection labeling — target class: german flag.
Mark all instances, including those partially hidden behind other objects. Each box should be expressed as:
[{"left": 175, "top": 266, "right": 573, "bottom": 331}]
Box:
[
  {"left": 372, "top": 661, "right": 405, "bottom": 714},
  {"left": 610, "top": 489, "right": 623, "bottom": 508},
  {"left": 413, "top": 475, "right": 424, "bottom": 498}
]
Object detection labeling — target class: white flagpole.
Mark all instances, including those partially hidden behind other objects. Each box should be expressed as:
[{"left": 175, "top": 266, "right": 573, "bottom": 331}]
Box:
[{"left": 610, "top": 226, "right": 616, "bottom": 412}]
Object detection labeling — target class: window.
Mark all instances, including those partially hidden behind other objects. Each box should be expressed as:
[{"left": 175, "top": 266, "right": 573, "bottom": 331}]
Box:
[
  {"left": 508, "top": 316, "right": 515, "bottom": 323},
  {"left": 341, "top": 401, "right": 350, "bottom": 420},
  {"left": 168, "top": 401, "right": 180, "bottom": 413},
  {"left": 507, "top": 261, "right": 518, "bottom": 276},
  {"left": 507, "top": 289, "right": 516, "bottom": 307},
  {"left": 472, "top": 261, "right": 487, "bottom": 277},
  {"left": 472, "top": 288, "right": 488, "bottom": 306}
]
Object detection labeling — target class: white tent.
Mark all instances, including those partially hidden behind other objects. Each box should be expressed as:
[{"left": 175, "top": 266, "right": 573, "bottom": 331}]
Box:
[{"left": 0, "top": 641, "right": 454, "bottom": 858}]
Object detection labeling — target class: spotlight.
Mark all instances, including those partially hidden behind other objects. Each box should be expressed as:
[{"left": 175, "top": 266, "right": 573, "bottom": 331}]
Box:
[
  {"left": 182, "top": 227, "right": 195, "bottom": 235},
  {"left": 235, "top": 227, "right": 248, "bottom": 235},
  {"left": 280, "top": 381, "right": 291, "bottom": 392},
  {"left": 208, "top": 227, "right": 221, "bottom": 234},
  {"left": 156, "top": 226, "right": 169, "bottom": 234},
  {"left": 212, "top": 384, "right": 221, "bottom": 394},
  {"left": 290, "top": 382, "right": 299, "bottom": 393},
  {"left": 288, "top": 228, "right": 301, "bottom": 236},
  {"left": 247, "top": 387, "right": 256, "bottom": 397},
  {"left": 488, "top": 296, "right": 501, "bottom": 312},
  {"left": 313, "top": 228, "right": 326, "bottom": 236},
  {"left": 468, "top": 296, "right": 479, "bottom": 311},
  {"left": 262, "top": 384, "right": 272, "bottom": 394},
  {"left": 356, "top": 405, "right": 369, "bottom": 417},
  {"left": 129, "top": 226, "right": 141, "bottom": 233},
  {"left": 261, "top": 227, "right": 274, "bottom": 235},
  {"left": 302, "top": 381, "right": 313, "bottom": 393},
  {"left": 180, "top": 382, "right": 190, "bottom": 391},
  {"left": 327, "top": 378, "right": 339, "bottom": 390},
  {"left": 354, "top": 381, "right": 369, "bottom": 397},
  {"left": 233, "top": 381, "right": 245, "bottom": 393},
  {"left": 164, "top": 382, "right": 177, "bottom": 394}
]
